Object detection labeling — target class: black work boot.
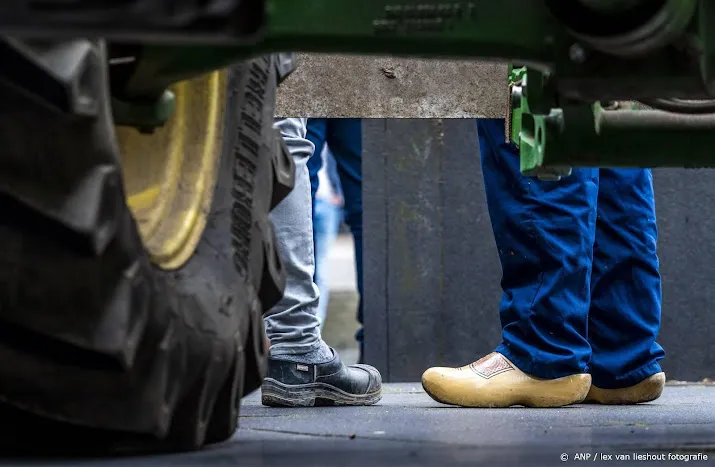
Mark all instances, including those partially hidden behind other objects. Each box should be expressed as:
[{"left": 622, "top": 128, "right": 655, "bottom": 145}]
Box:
[{"left": 261, "top": 348, "right": 382, "bottom": 407}]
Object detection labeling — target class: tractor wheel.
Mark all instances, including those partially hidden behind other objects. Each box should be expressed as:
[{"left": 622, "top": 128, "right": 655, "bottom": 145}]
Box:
[{"left": 0, "top": 40, "right": 293, "bottom": 453}]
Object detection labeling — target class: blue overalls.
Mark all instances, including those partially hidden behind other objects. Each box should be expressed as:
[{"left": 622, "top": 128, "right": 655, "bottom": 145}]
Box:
[
  {"left": 477, "top": 118, "right": 665, "bottom": 389},
  {"left": 306, "top": 118, "right": 364, "bottom": 360}
]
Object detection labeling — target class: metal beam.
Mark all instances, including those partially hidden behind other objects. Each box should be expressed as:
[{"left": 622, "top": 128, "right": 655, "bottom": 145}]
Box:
[{"left": 275, "top": 54, "right": 508, "bottom": 118}]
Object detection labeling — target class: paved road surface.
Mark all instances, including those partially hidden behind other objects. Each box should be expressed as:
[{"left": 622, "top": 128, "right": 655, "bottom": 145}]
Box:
[{"left": 4, "top": 383, "right": 713, "bottom": 466}]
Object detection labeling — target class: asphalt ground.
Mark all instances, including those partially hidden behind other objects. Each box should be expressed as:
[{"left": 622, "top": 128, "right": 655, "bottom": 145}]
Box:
[{"left": 5, "top": 383, "right": 713, "bottom": 467}]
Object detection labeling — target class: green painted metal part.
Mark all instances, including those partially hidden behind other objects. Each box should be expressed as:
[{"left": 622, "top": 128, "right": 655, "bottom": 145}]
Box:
[
  {"left": 111, "top": 0, "right": 704, "bottom": 99},
  {"left": 111, "top": 0, "right": 715, "bottom": 172},
  {"left": 124, "top": 0, "right": 703, "bottom": 99},
  {"left": 263, "top": 0, "right": 553, "bottom": 62},
  {"left": 520, "top": 102, "right": 715, "bottom": 173},
  {"left": 510, "top": 0, "right": 715, "bottom": 176},
  {"left": 113, "top": 0, "right": 559, "bottom": 126},
  {"left": 112, "top": 90, "right": 175, "bottom": 130},
  {"left": 507, "top": 66, "right": 526, "bottom": 145},
  {"left": 115, "top": 0, "right": 557, "bottom": 98}
]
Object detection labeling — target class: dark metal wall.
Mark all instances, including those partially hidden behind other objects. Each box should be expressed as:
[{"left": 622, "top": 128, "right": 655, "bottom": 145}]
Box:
[{"left": 363, "top": 118, "right": 715, "bottom": 383}]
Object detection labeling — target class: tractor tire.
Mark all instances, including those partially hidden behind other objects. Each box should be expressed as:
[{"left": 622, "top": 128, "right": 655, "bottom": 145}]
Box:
[{"left": 0, "top": 40, "right": 293, "bottom": 453}]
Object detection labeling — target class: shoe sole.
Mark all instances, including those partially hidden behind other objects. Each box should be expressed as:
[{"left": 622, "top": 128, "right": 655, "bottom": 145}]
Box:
[
  {"left": 422, "top": 373, "right": 592, "bottom": 408},
  {"left": 583, "top": 373, "right": 666, "bottom": 405},
  {"left": 261, "top": 378, "right": 382, "bottom": 407}
]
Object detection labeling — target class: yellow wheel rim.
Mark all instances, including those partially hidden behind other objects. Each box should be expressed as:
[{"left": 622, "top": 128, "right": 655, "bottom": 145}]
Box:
[{"left": 117, "top": 70, "right": 227, "bottom": 271}]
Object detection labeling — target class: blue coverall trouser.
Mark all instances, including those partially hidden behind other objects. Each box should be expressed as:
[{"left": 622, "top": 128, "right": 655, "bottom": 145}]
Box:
[
  {"left": 477, "top": 118, "right": 665, "bottom": 389},
  {"left": 305, "top": 118, "right": 364, "bottom": 356}
]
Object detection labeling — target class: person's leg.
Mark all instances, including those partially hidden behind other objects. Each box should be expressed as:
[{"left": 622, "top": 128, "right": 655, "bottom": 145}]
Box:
[
  {"left": 312, "top": 197, "right": 342, "bottom": 328},
  {"left": 264, "top": 118, "right": 324, "bottom": 357},
  {"left": 422, "top": 118, "right": 595, "bottom": 407},
  {"left": 324, "top": 118, "right": 365, "bottom": 361},
  {"left": 474, "top": 118, "right": 598, "bottom": 376},
  {"left": 261, "top": 118, "right": 381, "bottom": 407},
  {"left": 585, "top": 168, "right": 665, "bottom": 404},
  {"left": 306, "top": 118, "right": 328, "bottom": 211},
  {"left": 306, "top": 118, "right": 328, "bottom": 276}
]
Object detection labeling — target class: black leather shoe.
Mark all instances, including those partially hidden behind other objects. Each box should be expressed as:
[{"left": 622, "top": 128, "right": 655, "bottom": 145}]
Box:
[{"left": 261, "top": 348, "right": 382, "bottom": 407}]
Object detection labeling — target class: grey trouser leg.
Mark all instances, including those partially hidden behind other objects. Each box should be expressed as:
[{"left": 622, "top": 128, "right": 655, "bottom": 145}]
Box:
[{"left": 264, "top": 118, "right": 322, "bottom": 356}]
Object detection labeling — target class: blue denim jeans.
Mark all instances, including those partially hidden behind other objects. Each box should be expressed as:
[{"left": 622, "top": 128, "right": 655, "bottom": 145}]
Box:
[
  {"left": 264, "top": 118, "right": 323, "bottom": 356},
  {"left": 477, "top": 118, "right": 664, "bottom": 388},
  {"left": 313, "top": 197, "right": 342, "bottom": 327},
  {"left": 306, "top": 118, "right": 364, "bottom": 358}
]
